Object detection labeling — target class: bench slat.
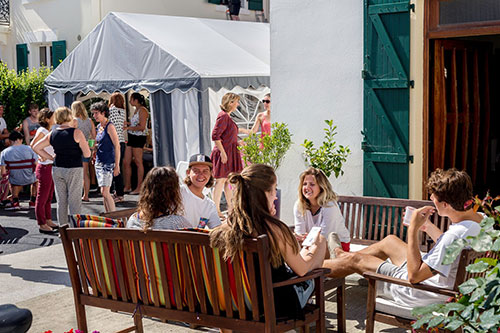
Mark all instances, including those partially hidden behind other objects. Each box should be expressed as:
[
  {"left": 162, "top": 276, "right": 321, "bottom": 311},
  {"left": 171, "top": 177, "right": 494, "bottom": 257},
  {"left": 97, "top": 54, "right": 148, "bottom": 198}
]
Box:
[
  {"left": 121, "top": 240, "right": 138, "bottom": 304},
  {"left": 167, "top": 243, "right": 183, "bottom": 310},
  {"left": 102, "top": 239, "right": 119, "bottom": 300},
  {"left": 144, "top": 241, "right": 161, "bottom": 307},
  {"left": 191, "top": 244, "right": 208, "bottom": 314},
  {"left": 179, "top": 244, "right": 196, "bottom": 312},
  {"left": 91, "top": 239, "right": 109, "bottom": 299},
  {"left": 156, "top": 242, "right": 172, "bottom": 309},
  {"left": 218, "top": 248, "right": 234, "bottom": 318},
  {"left": 233, "top": 252, "right": 247, "bottom": 320},
  {"left": 81, "top": 239, "right": 99, "bottom": 297},
  {"left": 245, "top": 249, "right": 260, "bottom": 322},
  {"left": 111, "top": 240, "right": 129, "bottom": 302},
  {"left": 132, "top": 241, "right": 150, "bottom": 305},
  {"left": 205, "top": 246, "right": 221, "bottom": 315},
  {"left": 73, "top": 239, "right": 89, "bottom": 295}
]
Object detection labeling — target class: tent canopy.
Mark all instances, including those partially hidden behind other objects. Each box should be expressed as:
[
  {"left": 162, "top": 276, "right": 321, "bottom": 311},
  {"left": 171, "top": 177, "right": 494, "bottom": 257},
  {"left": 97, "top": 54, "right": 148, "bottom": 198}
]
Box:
[{"left": 45, "top": 12, "right": 270, "bottom": 94}]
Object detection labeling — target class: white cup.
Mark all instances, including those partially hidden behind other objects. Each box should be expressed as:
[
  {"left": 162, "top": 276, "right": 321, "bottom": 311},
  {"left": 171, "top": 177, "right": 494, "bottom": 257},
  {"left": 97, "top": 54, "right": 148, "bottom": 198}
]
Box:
[{"left": 402, "top": 206, "right": 416, "bottom": 226}]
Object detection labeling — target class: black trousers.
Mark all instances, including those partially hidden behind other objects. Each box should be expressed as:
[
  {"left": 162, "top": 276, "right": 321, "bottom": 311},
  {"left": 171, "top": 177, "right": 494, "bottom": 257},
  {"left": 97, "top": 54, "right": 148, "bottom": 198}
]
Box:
[{"left": 111, "top": 142, "right": 126, "bottom": 196}]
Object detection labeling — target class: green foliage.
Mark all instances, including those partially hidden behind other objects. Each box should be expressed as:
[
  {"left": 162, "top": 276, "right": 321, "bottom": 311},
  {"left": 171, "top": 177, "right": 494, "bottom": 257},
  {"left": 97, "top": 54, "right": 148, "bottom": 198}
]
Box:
[
  {"left": 238, "top": 122, "right": 292, "bottom": 171},
  {"left": 412, "top": 195, "right": 500, "bottom": 332},
  {"left": 0, "top": 63, "right": 52, "bottom": 129},
  {"left": 301, "top": 119, "right": 351, "bottom": 178}
]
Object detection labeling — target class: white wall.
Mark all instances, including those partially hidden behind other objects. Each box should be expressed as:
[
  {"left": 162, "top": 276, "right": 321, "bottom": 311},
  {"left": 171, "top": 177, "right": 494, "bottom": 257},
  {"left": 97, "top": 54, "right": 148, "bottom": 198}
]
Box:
[
  {"left": 1, "top": 0, "right": 268, "bottom": 70},
  {"left": 270, "top": 0, "right": 364, "bottom": 224}
]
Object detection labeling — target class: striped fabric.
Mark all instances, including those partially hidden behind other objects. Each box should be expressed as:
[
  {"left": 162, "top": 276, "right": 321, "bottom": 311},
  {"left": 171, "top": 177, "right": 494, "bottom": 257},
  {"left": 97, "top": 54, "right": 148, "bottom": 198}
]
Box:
[{"left": 69, "top": 214, "right": 124, "bottom": 228}]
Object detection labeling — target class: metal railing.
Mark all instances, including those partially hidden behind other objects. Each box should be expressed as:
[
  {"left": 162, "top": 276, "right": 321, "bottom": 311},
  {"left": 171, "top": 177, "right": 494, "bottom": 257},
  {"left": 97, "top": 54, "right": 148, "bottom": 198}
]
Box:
[{"left": 0, "top": 0, "right": 9, "bottom": 26}]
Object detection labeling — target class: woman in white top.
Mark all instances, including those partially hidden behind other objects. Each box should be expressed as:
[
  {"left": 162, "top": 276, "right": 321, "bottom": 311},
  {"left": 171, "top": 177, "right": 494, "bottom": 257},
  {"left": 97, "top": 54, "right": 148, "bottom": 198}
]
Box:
[
  {"left": 71, "top": 101, "right": 96, "bottom": 202},
  {"left": 126, "top": 166, "right": 190, "bottom": 230},
  {"left": 294, "top": 167, "right": 351, "bottom": 256},
  {"left": 30, "top": 108, "right": 58, "bottom": 234},
  {"left": 108, "top": 92, "right": 126, "bottom": 202},
  {"left": 123, "top": 92, "right": 149, "bottom": 195}
]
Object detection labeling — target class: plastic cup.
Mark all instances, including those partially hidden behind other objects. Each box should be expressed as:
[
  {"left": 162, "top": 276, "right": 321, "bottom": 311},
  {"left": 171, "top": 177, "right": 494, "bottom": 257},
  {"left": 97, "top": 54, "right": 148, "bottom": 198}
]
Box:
[
  {"left": 402, "top": 206, "right": 416, "bottom": 226},
  {"left": 88, "top": 139, "right": 95, "bottom": 148}
]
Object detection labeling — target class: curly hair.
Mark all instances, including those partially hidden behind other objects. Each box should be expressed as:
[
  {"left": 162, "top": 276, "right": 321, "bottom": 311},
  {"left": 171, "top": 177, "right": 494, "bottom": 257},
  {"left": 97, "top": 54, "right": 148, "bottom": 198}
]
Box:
[
  {"left": 136, "top": 166, "right": 184, "bottom": 231},
  {"left": 297, "top": 167, "right": 338, "bottom": 215},
  {"left": 210, "top": 164, "right": 299, "bottom": 268},
  {"left": 427, "top": 168, "right": 473, "bottom": 211}
]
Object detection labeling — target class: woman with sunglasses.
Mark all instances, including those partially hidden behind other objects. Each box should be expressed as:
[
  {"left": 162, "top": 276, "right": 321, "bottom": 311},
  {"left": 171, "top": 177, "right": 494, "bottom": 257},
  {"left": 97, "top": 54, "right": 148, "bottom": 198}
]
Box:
[{"left": 249, "top": 93, "right": 271, "bottom": 137}]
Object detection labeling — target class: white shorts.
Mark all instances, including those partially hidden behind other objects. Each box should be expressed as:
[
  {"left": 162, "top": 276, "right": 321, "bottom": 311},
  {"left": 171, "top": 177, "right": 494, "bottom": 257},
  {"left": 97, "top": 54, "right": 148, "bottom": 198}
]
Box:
[{"left": 95, "top": 162, "right": 114, "bottom": 187}]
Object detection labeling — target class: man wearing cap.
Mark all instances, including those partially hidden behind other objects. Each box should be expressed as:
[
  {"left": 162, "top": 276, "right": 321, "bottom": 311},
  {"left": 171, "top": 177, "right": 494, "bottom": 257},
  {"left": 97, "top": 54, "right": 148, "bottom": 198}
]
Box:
[{"left": 181, "top": 154, "right": 221, "bottom": 229}]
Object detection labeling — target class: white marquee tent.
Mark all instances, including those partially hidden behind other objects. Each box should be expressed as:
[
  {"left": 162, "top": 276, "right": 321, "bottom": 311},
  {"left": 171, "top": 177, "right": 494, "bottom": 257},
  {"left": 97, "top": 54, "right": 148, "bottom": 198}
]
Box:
[{"left": 45, "top": 12, "right": 270, "bottom": 166}]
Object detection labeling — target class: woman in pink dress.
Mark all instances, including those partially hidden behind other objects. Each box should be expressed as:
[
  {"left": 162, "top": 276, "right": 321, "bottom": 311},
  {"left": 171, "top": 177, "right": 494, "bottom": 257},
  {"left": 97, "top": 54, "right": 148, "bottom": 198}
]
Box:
[
  {"left": 211, "top": 93, "right": 246, "bottom": 217},
  {"left": 249, "top": 93, "right": 271, "bottom": 137}
]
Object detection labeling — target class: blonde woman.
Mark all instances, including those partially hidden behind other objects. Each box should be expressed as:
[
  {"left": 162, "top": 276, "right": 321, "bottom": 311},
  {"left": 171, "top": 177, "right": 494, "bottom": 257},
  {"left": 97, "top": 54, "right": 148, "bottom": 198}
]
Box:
[
  {"left": 294, "top": 167, "right": 351, "bottom": 256},
  {"left": 33, "top": 107, "right": 91, "bottom": 226},
  {"left": 210, "top": 92, "right": 246, "bottom": 217},
  {"left": 71, "top": 101, "right": 96, "bottom": 202}
]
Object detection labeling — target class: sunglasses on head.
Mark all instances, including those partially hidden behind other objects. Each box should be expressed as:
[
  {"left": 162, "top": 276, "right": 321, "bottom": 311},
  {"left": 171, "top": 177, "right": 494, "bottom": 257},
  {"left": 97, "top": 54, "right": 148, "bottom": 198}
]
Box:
[{"left": 262, "top": 100, "right": 271, "bottom": 104}]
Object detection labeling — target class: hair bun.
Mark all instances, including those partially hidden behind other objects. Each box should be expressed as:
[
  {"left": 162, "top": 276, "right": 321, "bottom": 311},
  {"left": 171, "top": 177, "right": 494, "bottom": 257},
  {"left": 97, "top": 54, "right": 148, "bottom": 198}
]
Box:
[{"left": 229, "top": 173, "right": 244, "bottom": 185}]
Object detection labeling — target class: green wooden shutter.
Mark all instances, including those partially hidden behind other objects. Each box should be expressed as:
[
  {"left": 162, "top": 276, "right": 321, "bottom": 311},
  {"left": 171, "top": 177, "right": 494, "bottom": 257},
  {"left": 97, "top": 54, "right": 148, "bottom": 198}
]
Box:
[
  {"left": 248, "top": 0, "right": 263, "bottom": 11},
  {"left": 52, "top": 40, "right": 66, "bottom": 69},
  {"left": 362, "top": 0, "right": 412, "bottom": 198},
  {"left": 208, "top": 0, "right": 220, "bottom": 4},
  {"left": 16, "top": 44, "right": 28, "bottom": 73}
]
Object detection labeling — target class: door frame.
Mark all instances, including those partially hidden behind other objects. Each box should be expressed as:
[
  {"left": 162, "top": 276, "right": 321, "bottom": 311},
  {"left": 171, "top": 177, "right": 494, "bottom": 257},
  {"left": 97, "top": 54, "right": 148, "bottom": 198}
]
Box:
[{"left": 422, "top": 0, "right": 500, "bottom": 197}]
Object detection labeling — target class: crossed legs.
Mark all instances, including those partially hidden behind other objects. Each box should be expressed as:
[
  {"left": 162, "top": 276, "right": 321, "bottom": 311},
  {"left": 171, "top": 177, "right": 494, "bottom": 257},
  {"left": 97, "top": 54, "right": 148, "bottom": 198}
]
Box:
[{"left": 323, "top": 235, "right": 408, "bottom": 278}]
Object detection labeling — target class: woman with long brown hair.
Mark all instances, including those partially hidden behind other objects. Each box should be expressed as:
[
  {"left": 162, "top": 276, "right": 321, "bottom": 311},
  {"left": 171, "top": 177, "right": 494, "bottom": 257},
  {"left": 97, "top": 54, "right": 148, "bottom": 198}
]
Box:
[
  {"left": 210, "top": 164, "right": 326, "bottom": 320},
  {"left": 126, "top": 166, "right": 190, "bottom": 230},
  {"left": 108, "top": 92, "right": 126, "bottom": 202}
]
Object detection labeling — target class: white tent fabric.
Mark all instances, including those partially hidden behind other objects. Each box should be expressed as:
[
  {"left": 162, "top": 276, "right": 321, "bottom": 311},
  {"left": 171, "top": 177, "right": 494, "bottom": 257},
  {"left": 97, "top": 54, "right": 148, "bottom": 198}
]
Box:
[{"left": 44, "top": 12, "right": 270, "bottom": 166}]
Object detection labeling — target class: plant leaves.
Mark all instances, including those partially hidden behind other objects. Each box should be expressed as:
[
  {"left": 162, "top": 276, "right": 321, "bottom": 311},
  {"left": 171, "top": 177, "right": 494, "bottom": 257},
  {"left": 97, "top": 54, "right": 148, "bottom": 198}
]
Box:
[
  {"left": 445, "top": 318, "right": 464, "bottom": 331},
  {"left": 471, "top": 231, "right": 493, "bottom": 252},
  {"left": 479, "top": 308, "right": 500, "bottom": 330},
  {"left": 443, "top": 238, "right": 467, "bottom": 264},
  {"left": 412, "top": 303, "right": 443, "bottom": 316},
  {"left": 459, "top": 278, "right": 479, "bottom": 294},
  {"left": 466, "top": 261, "right": 490, "bottom": 273}
]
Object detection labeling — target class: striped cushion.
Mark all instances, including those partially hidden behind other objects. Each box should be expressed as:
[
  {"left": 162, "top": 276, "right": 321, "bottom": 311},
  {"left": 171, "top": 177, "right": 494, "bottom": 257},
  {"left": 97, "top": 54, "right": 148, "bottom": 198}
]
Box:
[
  {"left": 70, "top": 215, "right": 125, "bottom": 297},
  {"left": 70, "top": 214, "right": 124, "bottom": 228}
]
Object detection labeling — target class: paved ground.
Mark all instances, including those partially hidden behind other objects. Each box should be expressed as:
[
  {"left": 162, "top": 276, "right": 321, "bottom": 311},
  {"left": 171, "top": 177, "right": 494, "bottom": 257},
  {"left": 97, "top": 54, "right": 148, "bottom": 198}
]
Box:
[{"left": 0, "top": 191, "right": 408, "bottom": 332}]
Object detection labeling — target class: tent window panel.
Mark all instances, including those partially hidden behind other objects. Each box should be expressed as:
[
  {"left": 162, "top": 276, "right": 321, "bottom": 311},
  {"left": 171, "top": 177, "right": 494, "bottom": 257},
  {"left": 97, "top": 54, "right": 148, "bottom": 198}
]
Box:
[{"left": 439, "top": 0, "right": 500, "bottom": 26}]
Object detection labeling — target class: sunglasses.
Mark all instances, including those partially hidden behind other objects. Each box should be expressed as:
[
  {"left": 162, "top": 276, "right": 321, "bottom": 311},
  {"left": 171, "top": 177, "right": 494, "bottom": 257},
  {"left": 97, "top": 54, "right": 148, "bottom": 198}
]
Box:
[{"left": 262, "top": 100, "right": 271, "bottom": 104}]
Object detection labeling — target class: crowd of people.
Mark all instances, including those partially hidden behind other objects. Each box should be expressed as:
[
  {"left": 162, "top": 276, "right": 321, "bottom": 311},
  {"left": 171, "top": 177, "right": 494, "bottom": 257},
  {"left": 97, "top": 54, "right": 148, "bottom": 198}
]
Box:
[{"left": 0, "top": 91, "right": 484, "bottom": 320}]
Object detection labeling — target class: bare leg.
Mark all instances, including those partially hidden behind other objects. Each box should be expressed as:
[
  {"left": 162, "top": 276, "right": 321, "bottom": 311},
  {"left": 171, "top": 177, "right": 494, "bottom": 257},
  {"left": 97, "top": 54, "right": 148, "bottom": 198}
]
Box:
[
  {"left": 356, "top": 235, "right": 408, "bottom": 266},
  {"left": 224, "top": 181, "right": 233, "bottom": 213},
  {"left": 101, "top": 186, "right": 115, "bottom": 213},
  {"left": 11, "top": 185, "right": 22, "bottom": 200},
  {"left": 131, "top": 147, "right": 144, "bottom": 193},
  {"left": 213, "top": 178, "right": 226, "bottom": 217},
  {"left": 123, "top": 146, "right": 133, "bottom": 191},
  {"left": 82, "top": 161, "right": 90, "bottom": 200},
  {"left": 323, "top": 251, "right": 385, "bottom": 278},
  {"left": 30, "top": 182, "right": 37, "bottom": 200}
]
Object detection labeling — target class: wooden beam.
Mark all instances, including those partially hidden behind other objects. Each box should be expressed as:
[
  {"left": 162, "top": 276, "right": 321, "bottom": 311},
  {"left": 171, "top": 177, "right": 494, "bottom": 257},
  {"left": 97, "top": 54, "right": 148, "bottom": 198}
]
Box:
[
  {"left": 460, "top": 49, "right": 470, "bottom": 170},
  {"left": 471, "top": 50, "right": 481, "bottom": 184},
  {"left": 448, "top": 47, "right": 459, "bottom": 167},
  {"left": 432, "top": 40, "right": 446, "bottom": 170}
]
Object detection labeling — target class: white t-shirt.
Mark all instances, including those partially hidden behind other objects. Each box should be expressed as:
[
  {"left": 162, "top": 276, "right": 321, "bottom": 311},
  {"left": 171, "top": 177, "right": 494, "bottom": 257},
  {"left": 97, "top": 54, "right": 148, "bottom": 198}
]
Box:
[
  {"left": 293, "top": 200, "right": 351, "bottom": 243},
  {"left": 381, "top": 220, "right": 481, "bottom": 308},
  {"left": 181, "top": 184, "right": 221, "bottom": 229},
  {"left": 0, "top": 117, "right": 6, "bottom": 133},
  {"left": 34, "top": 127, "right": 55, "bottom": 165}
]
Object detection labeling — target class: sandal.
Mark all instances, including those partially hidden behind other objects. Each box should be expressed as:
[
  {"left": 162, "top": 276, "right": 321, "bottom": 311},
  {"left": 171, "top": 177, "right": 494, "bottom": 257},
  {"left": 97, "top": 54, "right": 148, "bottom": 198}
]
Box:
[{"left": 114, "top": 196, "right": 124, "bottom": 203}]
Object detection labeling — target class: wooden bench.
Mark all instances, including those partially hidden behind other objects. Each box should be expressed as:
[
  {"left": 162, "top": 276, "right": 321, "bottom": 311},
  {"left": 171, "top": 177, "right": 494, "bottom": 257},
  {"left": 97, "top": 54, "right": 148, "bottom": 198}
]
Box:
[
  {"left": 337, "top": 195, "right": 451, "bottom": 251},
  {"left": 60, "top": 225, "right": 337, "bottom": 333},
  {"left": 99, "top": 208, "right": 136, "bottom": 225}
]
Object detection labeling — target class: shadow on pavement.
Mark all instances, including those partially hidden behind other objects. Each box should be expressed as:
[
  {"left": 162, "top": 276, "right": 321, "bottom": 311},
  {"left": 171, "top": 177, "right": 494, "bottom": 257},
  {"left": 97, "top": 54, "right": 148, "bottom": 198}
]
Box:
[
  {"left": 0, "top": 264, "right": 71, "bottom": 287},
  {"left": 0, "top": 228, "right": 29, "bottom": 244}
]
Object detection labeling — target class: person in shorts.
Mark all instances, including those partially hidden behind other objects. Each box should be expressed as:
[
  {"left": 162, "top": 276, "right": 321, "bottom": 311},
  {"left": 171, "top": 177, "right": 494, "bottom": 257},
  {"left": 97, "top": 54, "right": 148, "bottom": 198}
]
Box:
[
  {"left": 91, "top": 102, "right": 121, "bottom": 213},
  {"left": 323, "top": 168, "right": 482, "bottom": 309},
  {"left": 0, "top": 104, "right": 10, "bottom": 150},
  {"left": 0, "top": 131, "right": 37, "bottom": 210}
]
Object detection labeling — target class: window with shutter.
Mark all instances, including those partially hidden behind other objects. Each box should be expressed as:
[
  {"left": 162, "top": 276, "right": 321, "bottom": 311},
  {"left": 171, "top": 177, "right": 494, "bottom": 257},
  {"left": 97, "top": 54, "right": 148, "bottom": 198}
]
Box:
[
  {"left": 16, "top": 44, "right": 28, "bottom": 73},
  {"left": 208, "top": 0, "right": 221, "bottom": 4},
  {"left": 52, "top": 40, "right": 66, "bottom": 69}
]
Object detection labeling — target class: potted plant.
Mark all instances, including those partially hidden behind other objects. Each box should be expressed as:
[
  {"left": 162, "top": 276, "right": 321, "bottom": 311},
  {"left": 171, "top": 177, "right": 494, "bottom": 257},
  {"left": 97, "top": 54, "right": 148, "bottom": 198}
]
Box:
[
  {"left": 301, "top": 119, "right": 351, "bottom": 178},
  {"left": 238, "top": 122, "right": 293, "bottom": 217}
]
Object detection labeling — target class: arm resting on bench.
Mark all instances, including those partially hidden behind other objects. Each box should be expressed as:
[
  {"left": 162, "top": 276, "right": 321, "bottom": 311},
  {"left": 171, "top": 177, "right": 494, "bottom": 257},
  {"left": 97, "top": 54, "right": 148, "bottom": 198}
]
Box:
[
  {"left": 273, "top": 268, "right": 331, "bottom": 288},
  {"left": 363, "top": 271, "right": 458, "bottom": 297}
]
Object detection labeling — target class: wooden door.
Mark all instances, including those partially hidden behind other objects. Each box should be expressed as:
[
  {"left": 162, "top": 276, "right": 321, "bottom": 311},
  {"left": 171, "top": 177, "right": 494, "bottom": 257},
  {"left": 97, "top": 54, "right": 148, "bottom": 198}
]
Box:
[{"left": 431, "top": 40, "right": 491, "bottom": 185}]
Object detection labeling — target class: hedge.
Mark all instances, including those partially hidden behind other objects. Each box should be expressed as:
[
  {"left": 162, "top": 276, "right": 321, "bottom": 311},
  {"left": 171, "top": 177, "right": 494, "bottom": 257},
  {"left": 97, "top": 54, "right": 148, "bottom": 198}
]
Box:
[{"left": 0, "top": 63, "right": 52, "bottom": 130}]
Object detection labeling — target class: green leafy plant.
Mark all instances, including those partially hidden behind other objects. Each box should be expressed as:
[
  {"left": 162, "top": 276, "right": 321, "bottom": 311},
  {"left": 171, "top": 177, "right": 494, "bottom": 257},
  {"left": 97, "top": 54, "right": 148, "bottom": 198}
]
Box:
[
  {"left": 0, "top": 63, "right": 52, "bottom": 129},
  {"left": 412, "top": 195, "right": 500, "bottom": 332},
  {"left": 301, "top": 119, "right": 350, "bottom": 178},
  {"left": 238, "top": 122, "right": 292, "bottom": 170}
]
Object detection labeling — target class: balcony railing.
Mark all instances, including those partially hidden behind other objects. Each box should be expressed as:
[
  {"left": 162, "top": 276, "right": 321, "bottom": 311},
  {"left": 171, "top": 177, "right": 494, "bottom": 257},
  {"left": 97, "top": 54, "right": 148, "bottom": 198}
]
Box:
[{"left": 0, "top": 0, "right": 9, "bottom": 26}]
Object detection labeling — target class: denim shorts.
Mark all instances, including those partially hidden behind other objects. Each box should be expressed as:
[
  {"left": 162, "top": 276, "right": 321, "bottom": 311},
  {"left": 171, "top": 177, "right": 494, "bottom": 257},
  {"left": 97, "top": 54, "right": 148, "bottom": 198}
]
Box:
[
  {"left": 95, "top": 162, "right": 114, "bottom": 187},
  {"left": 82, "top": 156, "right": 91, "bottom": 163}
]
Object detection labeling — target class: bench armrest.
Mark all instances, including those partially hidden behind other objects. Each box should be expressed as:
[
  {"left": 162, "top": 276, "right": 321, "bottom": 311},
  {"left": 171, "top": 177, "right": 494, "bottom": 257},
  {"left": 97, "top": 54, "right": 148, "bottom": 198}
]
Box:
[
  {"left": 363, "top": 271, "right": 458, "bottom": 297},
  {"left": 273, "top": 268, "right": 331, "bottom": 288}
]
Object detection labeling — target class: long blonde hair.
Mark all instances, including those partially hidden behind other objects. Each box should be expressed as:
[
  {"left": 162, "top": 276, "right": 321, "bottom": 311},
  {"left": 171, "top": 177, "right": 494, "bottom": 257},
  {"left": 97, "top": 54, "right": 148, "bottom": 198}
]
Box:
[
  {"left": 297, "top": 167, "right": 338, "bottom": 215},
  {"left": 210, "top": 164, "right": 299, "bottom": 268},
  {"left": 220, "top": 92, "right": 240, "bottom": 113},
  {"left": 71, "top": 101, "right": 88, "bottom": 120}
]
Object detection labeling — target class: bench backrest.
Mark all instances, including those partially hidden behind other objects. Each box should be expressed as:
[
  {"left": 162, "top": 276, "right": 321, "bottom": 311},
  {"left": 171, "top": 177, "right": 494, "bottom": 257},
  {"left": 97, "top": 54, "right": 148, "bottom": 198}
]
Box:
[
  {"left": 100, "top": 208, "right": 137, "bottom": 226},
  {"left": 60, "top": 226, "right": 277, "bottom": 324},
  {"left": 337, "top": 195, "right": 451, "bottom": 250}
]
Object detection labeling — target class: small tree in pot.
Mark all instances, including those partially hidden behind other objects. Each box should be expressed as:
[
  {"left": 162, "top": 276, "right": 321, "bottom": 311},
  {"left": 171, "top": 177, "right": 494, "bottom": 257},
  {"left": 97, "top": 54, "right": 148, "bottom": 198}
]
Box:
[
  {"left": 238, "top": 122, "right": 293, "bottom": 217},
  {"left": 301, "top": 119, "right": 351, "bottom": 178}
]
